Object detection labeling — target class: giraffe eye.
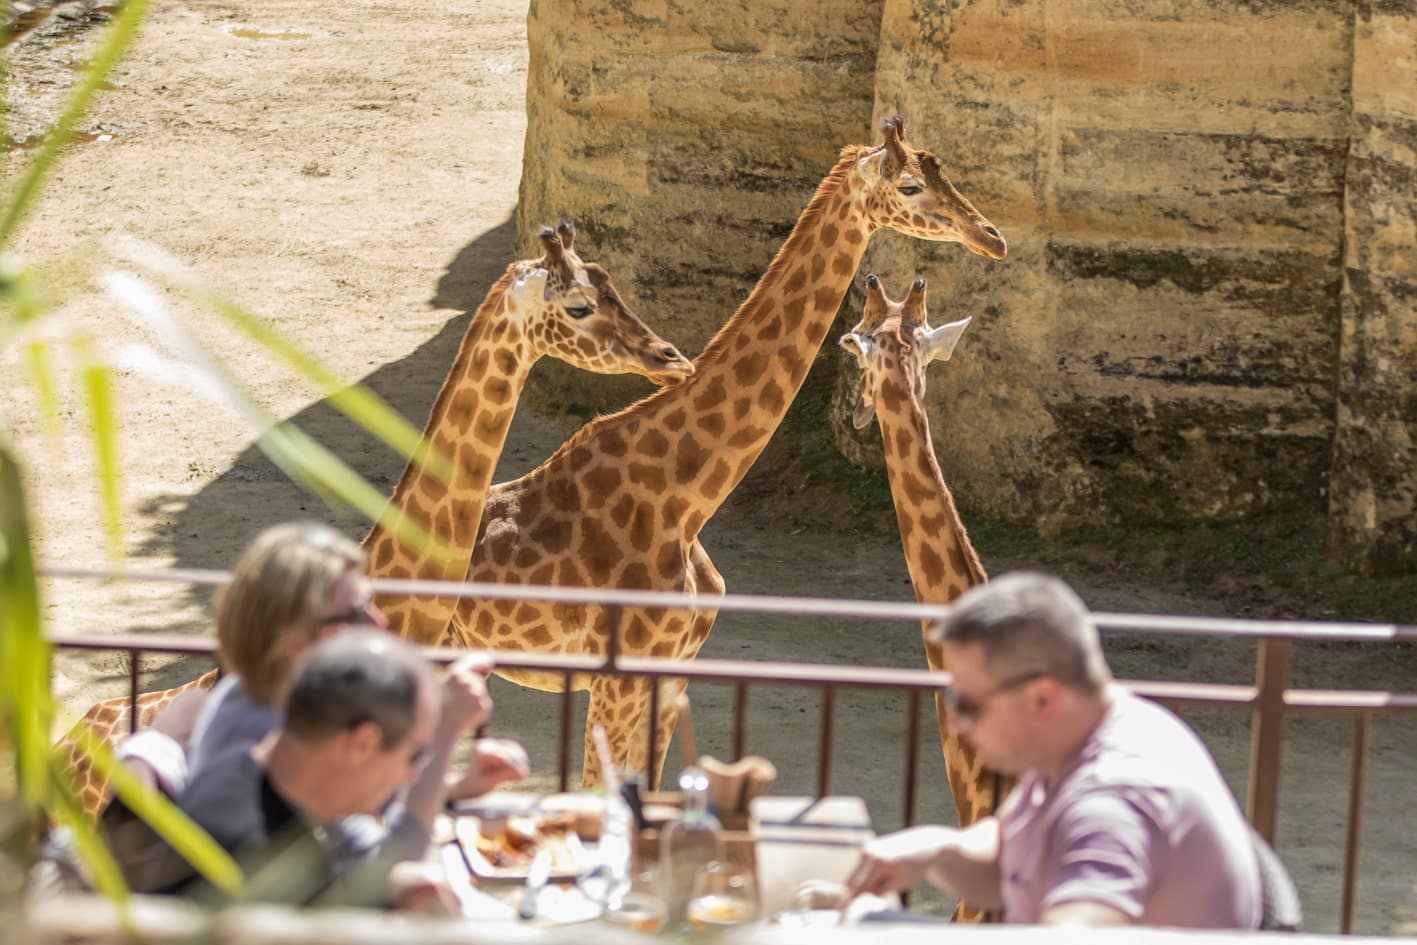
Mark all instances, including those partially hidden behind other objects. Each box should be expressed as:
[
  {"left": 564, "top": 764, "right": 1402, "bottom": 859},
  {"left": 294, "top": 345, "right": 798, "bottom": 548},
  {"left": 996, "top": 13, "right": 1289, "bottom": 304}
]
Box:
[
  {"left": 565, "top": 303, "right": 594, "bottom": 319},
  {"left": 899, "top": 183, "right": 923, "bottom": 196}
]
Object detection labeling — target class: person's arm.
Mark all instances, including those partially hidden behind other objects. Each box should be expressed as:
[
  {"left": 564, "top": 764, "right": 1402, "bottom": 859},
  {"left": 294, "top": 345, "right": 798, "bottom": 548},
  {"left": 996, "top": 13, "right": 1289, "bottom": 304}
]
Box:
[
  {"left": 445, "top": 737, "right": 530, "bottom": 800},
  {"left": 1041, "top": 900, "right": 1131, "bottom": 925},
  {"left": 398, "top": 655, "right": 494, "bottom": 834},
  {"left": 844, "top": 817, "right": 1004, "bottom": 910}
]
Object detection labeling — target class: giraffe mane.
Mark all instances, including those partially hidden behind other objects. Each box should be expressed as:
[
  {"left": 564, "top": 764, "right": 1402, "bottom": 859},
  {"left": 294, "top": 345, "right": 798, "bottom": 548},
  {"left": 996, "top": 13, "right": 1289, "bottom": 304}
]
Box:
[{"left": 539, "top": 145, "right": 874, "bottom": 464}]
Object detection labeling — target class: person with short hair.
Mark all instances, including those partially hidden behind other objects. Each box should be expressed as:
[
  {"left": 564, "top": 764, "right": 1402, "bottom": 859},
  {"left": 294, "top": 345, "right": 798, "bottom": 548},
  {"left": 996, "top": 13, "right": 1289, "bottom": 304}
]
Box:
[
  {"left": 174, "top": 629, "right": 490, "bottom": 909},
  {"left": 844, "top": 572, "right": 1263, "bottom": 929}
]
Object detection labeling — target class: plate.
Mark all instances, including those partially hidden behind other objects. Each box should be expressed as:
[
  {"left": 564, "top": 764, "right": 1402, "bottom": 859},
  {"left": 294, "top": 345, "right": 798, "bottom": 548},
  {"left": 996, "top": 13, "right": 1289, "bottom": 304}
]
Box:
[{"left": 451, "top": 812, "right": 594, "bottom": 883}]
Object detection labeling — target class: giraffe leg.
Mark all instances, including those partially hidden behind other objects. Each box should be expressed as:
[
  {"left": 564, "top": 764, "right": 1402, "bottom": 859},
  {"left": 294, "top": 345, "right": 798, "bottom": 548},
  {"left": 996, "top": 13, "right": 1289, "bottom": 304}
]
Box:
[{"left": 580, "top": 675, "right": 655, "bottom": 788}]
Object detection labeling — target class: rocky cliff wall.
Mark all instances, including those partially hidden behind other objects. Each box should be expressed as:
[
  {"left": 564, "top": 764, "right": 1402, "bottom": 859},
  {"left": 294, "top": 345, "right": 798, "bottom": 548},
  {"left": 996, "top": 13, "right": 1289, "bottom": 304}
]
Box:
[
  {"left": 519, "top": 0, "right": 1417, "bottom": 571},
  {"left": 1329, "top": 2, "right": 1417, "bottom": 575}
]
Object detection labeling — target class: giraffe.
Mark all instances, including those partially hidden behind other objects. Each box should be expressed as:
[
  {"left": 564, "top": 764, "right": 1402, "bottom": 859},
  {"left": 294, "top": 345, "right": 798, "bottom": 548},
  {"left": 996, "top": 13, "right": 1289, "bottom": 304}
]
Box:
[
  {"left": 361, "top": 221, "right": 694, "bottom": 643},
  {"left": 58, "top": 226, "right": 694, "bottom": 816},
  {"left": 441, "top": 118, "right": 1008, "bottom": 787},
  {"left": 838, "top": 273, "right": 1008, "bottom": 922}
]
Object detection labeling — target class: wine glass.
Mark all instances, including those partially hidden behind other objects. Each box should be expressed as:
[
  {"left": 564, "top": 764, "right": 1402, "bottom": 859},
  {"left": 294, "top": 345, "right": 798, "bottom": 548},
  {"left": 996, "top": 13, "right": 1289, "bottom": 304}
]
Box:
[
  {"left": 686, "top": 861, "right": 759, "bottom": 929},
  {"left": 601, "top": 869, "right": 668, "bottom": 934}
]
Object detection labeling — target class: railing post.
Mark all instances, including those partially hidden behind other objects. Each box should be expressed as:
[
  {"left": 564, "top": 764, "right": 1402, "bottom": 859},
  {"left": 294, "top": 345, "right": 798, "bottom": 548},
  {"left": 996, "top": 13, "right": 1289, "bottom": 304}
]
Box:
[
  {"left": 1340, "top": 714, "right": 1370, "bottom": 935},
  {"left": 903, "top": 689, "right": 921, "bottom": 830},
  {"left": 816, "top": 685, "right": 834, "bottom": 799},
  {"left": 559, "top": 671, "right": 574, "bottom": 794},
  {"left": 732, "top": 682, "right": 748, "bottom": 761},
  {"left": 1246, "top": 637, "right": 1290, "bottom": 844},
  {"left": 128, "top": 649, "right": 141, "bottom": 734}
]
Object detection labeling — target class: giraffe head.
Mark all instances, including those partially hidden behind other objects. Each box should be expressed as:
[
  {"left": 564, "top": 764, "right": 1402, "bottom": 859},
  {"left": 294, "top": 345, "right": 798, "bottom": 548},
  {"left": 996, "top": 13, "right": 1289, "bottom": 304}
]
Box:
[
  {"left": 506, "top": 221, "right": 694, "bottom": 385},
  {"left": 852, "top": 117, "right": 1007, "bottom": 259},
  {"left": 839, "top": 273, "right": 971, "bottom": 429}
]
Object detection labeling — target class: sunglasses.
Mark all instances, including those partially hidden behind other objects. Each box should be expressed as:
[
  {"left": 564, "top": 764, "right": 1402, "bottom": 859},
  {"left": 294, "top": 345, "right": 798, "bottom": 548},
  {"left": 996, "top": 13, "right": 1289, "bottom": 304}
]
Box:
[
  {"left": 316, "top": 594, "right": 377, "bottom": 629},
  {"left": 941, "top": 671, "right": 1045, "bottom": 724}
]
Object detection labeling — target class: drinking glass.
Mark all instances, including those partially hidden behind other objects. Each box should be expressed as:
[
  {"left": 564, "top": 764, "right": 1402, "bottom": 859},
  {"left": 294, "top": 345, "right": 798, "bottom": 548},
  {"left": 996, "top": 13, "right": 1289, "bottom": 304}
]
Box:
[
  {"left": 602, "top": 869, "right": 668, "bottom": 934},
  {"left": 685, "top": 861, "right": 759, "bottom": 930}
]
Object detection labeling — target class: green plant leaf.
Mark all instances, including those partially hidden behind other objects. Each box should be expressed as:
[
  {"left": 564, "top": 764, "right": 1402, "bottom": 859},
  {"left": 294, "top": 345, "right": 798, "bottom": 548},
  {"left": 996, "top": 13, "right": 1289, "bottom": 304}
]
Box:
[
  {"left": 46, "top": 758, "right": 130, "bottom": 908},
  {"left": 23, "top": 341, "right": 62, "bottom": 439},
  {"left": 0, "top": 441, "right": 51, "bottom": 804},
  {"left": 74, "top": 337, "right": 124, "bottom": 562},
  {"left": 110, "top": 239, "right": 452, "bottom": 487},
  {"left": 0, "top": 0, "right": 152, "bottom": 244}
]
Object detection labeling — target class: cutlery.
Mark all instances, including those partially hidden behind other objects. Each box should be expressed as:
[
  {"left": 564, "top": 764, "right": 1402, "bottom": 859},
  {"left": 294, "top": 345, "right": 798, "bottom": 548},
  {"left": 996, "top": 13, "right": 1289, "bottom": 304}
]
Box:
[{"left": 519, "top": 849, "right": 552, "bottom": 920}]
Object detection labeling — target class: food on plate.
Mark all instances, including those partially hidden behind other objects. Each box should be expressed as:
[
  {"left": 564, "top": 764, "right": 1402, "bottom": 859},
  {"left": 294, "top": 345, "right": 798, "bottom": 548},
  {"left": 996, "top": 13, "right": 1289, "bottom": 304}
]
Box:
[{"left": 461, "top": 811, "right": 582, "bottom": 873}]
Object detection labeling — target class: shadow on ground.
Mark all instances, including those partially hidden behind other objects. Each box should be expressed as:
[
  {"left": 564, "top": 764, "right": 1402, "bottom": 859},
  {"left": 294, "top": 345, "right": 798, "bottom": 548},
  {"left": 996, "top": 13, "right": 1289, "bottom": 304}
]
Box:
[{"left": 133, "top": 217, "right": 522, "bottom": 593}]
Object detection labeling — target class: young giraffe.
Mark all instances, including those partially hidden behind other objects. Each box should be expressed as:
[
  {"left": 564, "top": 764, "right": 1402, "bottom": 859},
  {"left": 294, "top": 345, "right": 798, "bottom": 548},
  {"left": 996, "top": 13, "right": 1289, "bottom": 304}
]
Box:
[
  {"left": 443, "top": 118, "right": 1008, "bottom": 787},
  {"left": 58, "top": 228, "right": 694, "bottom": 816},
  {"left": 839, "top": 274, "right": 1007, "bottom": 922},
  {"left": 362, "top": 221, "right": 693, "bottom": 642}
]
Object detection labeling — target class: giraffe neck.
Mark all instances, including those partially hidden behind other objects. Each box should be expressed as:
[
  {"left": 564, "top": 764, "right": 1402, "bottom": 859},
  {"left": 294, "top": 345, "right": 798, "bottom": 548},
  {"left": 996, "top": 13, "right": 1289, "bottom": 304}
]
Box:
[
  {"left": 545, "top": 149, "right": 874, "bottom": 538},
  {"left": 363, "top": 272, "right": 533, "bottom": 588},
  {"left": 876, "top": 374, "right": 987, "bottom": 603}
]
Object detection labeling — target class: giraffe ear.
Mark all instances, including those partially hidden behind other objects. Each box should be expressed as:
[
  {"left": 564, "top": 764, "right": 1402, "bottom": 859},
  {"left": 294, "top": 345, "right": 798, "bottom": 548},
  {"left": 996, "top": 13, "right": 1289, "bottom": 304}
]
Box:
[
  {"left": 880, "top": 115, "right": 911, "bottom": 176},
  {"left": 922, "top": 317, "right": 971, "bottom": 364},
  {"left": 838, "top": 331, "right": 871, "bottom": 361},
  {"left": 852, "top": 396, "right": 877, "bottom": 430},
  {"left": 856, "top": 147, "right": 889, "bottom": 183}
]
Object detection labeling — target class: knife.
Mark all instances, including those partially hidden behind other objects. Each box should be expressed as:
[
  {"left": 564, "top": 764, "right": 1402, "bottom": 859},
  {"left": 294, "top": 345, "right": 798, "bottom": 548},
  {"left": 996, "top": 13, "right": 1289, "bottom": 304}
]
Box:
[{"left": 518, "top": 849, "right": 552, "bottom": 920}]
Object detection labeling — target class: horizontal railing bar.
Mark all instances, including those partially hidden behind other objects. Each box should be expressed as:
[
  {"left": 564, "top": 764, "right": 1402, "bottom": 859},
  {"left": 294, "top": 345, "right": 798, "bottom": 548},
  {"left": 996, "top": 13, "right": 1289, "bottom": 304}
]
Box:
[
  {"left": 40, "top": 566, "right": 1417, "bottom": 643},
  {"left": 49, "top": 631, "right": 1417, "bottom": 717}
]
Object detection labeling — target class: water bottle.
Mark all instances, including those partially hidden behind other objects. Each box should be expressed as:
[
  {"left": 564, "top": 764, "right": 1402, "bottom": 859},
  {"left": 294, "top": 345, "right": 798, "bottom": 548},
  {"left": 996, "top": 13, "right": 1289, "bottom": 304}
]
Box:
[{"left": 659, "top": 765, "right": 723, "bottom": 926}]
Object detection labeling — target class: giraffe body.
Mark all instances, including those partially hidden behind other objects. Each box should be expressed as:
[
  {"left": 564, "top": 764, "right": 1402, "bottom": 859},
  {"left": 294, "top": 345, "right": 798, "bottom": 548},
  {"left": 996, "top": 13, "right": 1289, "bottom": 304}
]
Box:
[
  {"left": 840, "top": 274, "right": 1011, "bottom": 922},
  {"left": 443, "top": 120, "right": 1007, "bottom": 786}
]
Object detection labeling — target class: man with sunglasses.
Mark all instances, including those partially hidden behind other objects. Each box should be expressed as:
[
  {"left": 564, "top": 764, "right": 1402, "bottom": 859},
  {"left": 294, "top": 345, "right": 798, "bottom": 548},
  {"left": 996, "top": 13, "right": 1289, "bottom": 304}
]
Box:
[{"left": 845, "top": 572, "right": 1262, "bottom": 929}]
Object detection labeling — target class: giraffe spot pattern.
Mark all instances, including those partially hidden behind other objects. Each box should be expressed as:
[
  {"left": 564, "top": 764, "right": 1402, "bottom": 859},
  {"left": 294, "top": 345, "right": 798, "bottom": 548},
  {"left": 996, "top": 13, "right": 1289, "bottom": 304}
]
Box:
[
  {"left": 917, "top": 542, "right": 947, "bottom": 587},
  {"left": 610, "top": 493, "right": 635, "bottom": 529},
  {"left": 579, "top": 518, "right": 621, "bottom": 582},
  {"left": 760, "top": 378, "right": 785, "bottom": 415},
  {"left": 484, "top": 378, "right": 513, "bottom": 406},
  {"left": 583, "top": 464, "right": 623, "bottom": 499},
  {"left": 692, "top": 376, "right": 727, "bottom": 412},
  {"left": 629, "top": 503, "right": 656, "bottom": 553},
  {"left": 726, "top": 424, "right": 765, "bottom": 449},
  {"left": 675, "top": 434, "right": 711, "bottom": 483},
  {"left": 700, "top": 411, "right": 726, "bottom": 438},
  {"left": 820, "top": 223, "right": 838, "bottom": 247},
  {"left": 756, "top": 317, "right": 783, "bottom": 342},
  {"left": 627, "top": 462, "right": 666, "bottom": 492},
  {"left": 783, "top": 267, "right": 806, "bottom": 295},
  {"left": 530, "top": 516, "right": 572, "bottom": 554},
  {"left": 600, "top": 430, "right": 628, "bottom": 458},
  {"left": 619, "top": 561, "right": 652, "bottom": 589},
  {"left": 731, "top": 352, "right": 767, "bottom": 386},
  {"left": 656, "top": 540, "right": 683, "bottom": 579},
  {"left": 638, "top": 428, "right": 670, "bottom": 457},
  {"left": 831, "top": 252, "right": 854, "bottom": 277},
  {"left": 662, "top": 496, "right": 688, "bottom": 531},
  {"left": 700, "top": 458, "right": 733, "bottom": 500},
  {"left": 558, "top": 556, "right": 585, "bottom": 587},
  {"left": 732, "top": 397, "right": 752, "bottom": 420}
]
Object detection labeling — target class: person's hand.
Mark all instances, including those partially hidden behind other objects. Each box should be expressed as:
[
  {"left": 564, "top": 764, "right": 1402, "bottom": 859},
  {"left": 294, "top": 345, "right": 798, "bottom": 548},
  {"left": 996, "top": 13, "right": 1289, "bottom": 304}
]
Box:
[
  {"left": 147, "top": 687, "right": 211, "bottom": 747},
  {"left": 388, "top": 860, "right": 461, "bottom": 916},
  {"left": 446, "top": 738, "right": 530, "bottom": 800},
  {"left": 843, "top": 826, "right": 957, "bottom": 900},
  {"left": 437, "top": 655, "right": 494, "bottom": 737}
]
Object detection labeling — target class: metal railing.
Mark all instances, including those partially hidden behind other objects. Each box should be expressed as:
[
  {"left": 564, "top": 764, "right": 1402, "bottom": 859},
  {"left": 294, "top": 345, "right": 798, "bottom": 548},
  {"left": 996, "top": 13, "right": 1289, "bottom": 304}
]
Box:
[{"left": 41, "top": 566, "right": 1417, "bottom": 934}]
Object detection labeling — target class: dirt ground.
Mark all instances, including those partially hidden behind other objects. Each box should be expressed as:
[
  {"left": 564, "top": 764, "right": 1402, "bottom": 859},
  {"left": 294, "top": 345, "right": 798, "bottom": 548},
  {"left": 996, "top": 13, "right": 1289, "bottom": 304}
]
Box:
[{"left": 4, "top": 0, "right": 1416, "bottom": 934}]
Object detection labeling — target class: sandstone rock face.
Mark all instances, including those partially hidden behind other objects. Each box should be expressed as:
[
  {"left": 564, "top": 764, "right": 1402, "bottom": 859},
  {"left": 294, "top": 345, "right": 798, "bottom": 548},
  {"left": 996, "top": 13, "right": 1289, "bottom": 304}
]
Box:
[
  {"left": 520, "top": 0, "right": 1417, "bottom": 571},
  {"left": 518, "top": 0, "right": 881, "bottom": 412},
  {"left": 1329, "top": 4, "right": 1417, "bottom": 575}
]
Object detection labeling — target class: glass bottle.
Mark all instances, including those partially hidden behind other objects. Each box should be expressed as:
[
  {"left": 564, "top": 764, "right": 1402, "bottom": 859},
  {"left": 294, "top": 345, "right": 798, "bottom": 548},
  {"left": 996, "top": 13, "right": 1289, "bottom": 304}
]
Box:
[{"left": 659, "top": 765, "right": 722, "bottom": 926}]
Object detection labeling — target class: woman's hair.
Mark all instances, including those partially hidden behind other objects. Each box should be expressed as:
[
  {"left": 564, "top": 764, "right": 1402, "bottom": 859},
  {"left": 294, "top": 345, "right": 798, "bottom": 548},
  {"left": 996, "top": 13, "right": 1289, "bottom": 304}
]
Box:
[{"left": 214, "top": 521, "right": 364, "bottom": 706}]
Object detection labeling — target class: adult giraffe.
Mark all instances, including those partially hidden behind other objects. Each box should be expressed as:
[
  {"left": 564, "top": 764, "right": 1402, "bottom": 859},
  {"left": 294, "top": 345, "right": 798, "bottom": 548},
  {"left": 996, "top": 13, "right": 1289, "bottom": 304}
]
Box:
[
  {"left": 839, "top": 273, "right": 1006, "bottom": 922},
  {"left": 442, "top": 118, "right": 1007, "bottom": 786},
  {"left": 57, "top": 227, "right": 693, "bottom": 816}
]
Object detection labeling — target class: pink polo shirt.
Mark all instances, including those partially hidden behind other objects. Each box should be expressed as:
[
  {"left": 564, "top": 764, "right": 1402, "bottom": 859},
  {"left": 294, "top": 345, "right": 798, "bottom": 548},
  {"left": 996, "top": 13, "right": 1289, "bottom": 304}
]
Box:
[{"left": 997, "top": 688, "right": 1262, "bottom": 929}]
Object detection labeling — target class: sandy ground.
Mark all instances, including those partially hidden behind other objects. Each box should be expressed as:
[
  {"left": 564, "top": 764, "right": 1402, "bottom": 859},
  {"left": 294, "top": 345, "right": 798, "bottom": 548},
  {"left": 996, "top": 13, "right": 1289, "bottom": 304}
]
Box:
[{"left": 4, "top": 0, "right": 1416, "bottom": 934}]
